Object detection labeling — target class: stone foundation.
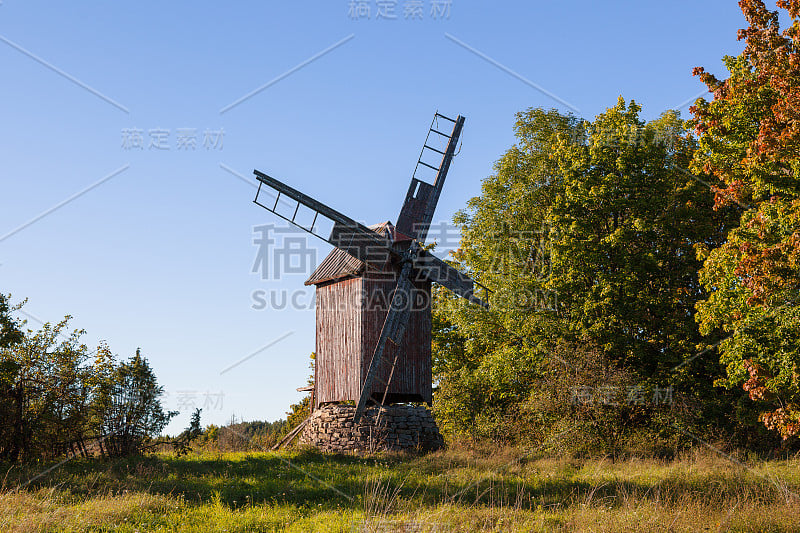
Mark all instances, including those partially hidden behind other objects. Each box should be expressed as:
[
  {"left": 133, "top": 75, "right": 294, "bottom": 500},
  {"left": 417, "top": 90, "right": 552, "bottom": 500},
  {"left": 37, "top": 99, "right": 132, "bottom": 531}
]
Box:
[{"left": 299, "top": 404, "right": 444, "bottom": 453}]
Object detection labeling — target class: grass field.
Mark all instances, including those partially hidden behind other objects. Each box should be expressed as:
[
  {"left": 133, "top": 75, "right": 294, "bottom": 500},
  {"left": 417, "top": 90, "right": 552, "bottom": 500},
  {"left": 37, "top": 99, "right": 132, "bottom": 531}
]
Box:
[{"left": 2, "top": 445, "right": 800, "bottom": 532}]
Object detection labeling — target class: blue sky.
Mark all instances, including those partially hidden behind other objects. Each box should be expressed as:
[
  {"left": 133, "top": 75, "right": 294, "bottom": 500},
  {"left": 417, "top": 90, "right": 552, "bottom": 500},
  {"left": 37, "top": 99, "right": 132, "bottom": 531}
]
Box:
[{"left": 0, "top": 1, "right": 749, "bottom": 433}]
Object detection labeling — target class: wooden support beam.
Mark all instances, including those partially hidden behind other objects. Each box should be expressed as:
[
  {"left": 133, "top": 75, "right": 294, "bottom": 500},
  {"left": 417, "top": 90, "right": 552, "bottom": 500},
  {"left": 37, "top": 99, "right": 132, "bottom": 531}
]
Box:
[{"left": 271, "top": 416, "right": 311, "bottom": 451}]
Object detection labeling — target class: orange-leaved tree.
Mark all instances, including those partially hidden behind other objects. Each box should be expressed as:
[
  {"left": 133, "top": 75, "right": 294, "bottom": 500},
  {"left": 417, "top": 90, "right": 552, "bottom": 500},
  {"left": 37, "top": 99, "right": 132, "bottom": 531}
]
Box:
[{"left": 691, "top": 0, "right": 800, "bottom": 438}]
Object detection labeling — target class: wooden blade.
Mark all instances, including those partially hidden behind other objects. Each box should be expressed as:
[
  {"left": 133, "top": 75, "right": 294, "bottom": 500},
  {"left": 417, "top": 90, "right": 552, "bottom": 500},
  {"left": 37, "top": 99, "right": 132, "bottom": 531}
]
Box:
[
  {"left": 253, "top": 169, "right": 396, "bottom": 270},
  {"left": 414, "top": 250, "right": 489, "bottom": 308},
  {"left": 353, "top": 262, "right": 414, "bottom": 424},
  {"left": 396, "top": 114, "right": 465, "bottom": 243}
]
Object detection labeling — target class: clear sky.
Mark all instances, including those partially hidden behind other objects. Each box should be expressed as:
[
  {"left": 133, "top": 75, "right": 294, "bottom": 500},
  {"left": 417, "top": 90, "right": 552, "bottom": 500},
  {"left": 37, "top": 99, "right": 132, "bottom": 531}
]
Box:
[{"left": 1, "top": 1, "right": 750, "bottom": 433}]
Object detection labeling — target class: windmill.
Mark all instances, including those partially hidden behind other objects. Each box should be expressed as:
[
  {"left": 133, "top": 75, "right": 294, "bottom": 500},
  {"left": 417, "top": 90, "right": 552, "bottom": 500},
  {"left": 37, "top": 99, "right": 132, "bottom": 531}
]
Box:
[{"left": 252, "top": 112, "right": 488, "bottom": 428}]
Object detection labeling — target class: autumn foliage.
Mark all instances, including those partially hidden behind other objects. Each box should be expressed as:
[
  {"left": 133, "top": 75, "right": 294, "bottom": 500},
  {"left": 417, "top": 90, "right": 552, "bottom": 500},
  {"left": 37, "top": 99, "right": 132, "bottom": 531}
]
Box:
[{"left": 691, "top": 0, "right": 800, "bottom": 438}]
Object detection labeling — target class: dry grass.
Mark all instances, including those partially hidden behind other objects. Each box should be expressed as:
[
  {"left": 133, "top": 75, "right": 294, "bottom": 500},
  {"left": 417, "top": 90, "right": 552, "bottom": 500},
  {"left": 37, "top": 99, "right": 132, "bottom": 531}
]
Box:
[
  {"left": 0, "top": 490, "right": 175, "bottom": 532},
  {"left": 1, "top": 446, "right": 799, "bottom": 531}
]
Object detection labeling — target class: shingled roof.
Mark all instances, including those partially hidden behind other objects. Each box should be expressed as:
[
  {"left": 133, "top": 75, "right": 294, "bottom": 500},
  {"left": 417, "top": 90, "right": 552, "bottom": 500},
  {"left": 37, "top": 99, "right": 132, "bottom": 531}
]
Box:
[{"left": 304, "top": 221, "right": 411, "bottom": 286}]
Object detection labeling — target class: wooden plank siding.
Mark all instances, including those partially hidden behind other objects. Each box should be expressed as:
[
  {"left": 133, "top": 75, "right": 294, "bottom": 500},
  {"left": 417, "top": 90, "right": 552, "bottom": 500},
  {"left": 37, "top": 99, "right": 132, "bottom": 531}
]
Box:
[
  {"left": 309, "top": 221, "right": 432, "bottom": 409},
  {"left": 313, "top": 273, "right": 432, "bottom": 408},
  {"left": 314, "top": 277, "right": 363, "bottom": 406},
  {"left": 360, "top": 275, "right": 431, "bottom": 405}
]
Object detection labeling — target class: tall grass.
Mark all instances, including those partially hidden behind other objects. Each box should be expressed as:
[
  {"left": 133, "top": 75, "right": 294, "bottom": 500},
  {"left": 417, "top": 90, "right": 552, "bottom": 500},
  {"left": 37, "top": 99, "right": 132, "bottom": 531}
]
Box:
[{"left": 1, "top": 446, "right": 799, "bottom": 532}]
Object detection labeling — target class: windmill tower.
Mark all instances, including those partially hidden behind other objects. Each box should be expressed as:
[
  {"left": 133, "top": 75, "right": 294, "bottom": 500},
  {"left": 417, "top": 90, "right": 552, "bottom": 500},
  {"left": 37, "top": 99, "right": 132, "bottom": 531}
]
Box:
[
  {"left": 253, "top": 113, "right": 488, "bottom": 452},
  {"left": 304, "top": 221, "right": 434, "bottom": 409}
]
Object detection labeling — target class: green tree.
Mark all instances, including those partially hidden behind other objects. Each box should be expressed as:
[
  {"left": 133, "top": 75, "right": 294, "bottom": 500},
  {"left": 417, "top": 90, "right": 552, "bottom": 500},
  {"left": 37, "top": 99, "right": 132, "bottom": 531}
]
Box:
[
  {"left": 283, "top": 353, "right": 315, "bottom": 433},
  {"left": 0, "top": 298, "right": 179, "bottom": 461},
  {"left": 0, "top": 294, "right": 24, "bottom": 460},
  {"left": 434, "top": 100, "right": 738, "bottom": 448},
  {"left": 0, "top": 316, "right": 93, "bottom": 461},
  {"left": 433, "top": 109, "right": 578, "bottom": 442},
  {"left": 172, "top": 408, "right": 203, "bottom": 456},
  {"left": 690, "top": 0, "right": 800, "bottom": 438},
  {"left": 0, "top": 294, "right": 23, "bottom": 349},
  {"left": 93, "top": 348, "right": 175, "bottom": 457}
]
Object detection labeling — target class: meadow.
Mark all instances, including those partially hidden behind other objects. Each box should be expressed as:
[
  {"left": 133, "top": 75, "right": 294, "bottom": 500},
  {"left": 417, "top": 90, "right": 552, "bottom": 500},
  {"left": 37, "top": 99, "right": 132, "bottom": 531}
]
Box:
[{"left": 2, "top": 445, "right": 800, "bottom": 532}]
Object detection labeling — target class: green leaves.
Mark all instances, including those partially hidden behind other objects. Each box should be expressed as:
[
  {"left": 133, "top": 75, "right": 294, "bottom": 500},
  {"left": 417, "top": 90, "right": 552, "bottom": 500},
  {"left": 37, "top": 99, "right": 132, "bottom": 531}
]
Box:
[
  {"left": 0, "top": 310, "right": 174, "bottom": 461},
  {"left": 92, "top": 348, "right": 176, "bottom": 457},
  {"left": 0, "top": 315, "right": 95, "bottom": 462},
  {"left": 691, "top": 0, "right": 800, "bottom": 438},
  {"left": 0, "top": 294, "right": 24, "bottom": 349},
  {"left": 433, "top": 100, "right": 736, "bottom": 445}
]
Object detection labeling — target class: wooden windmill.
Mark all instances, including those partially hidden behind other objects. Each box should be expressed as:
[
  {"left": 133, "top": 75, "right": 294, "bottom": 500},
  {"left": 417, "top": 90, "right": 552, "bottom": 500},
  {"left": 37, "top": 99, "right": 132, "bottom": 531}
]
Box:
[{"left": 252, "top": 112, "right": 488, "bottom": 424}]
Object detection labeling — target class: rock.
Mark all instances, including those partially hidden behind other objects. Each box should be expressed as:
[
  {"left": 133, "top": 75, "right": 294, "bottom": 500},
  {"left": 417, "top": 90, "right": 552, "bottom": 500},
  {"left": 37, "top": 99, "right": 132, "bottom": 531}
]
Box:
[{"left": 298, "top": 404, "right": 444, "bottom": 454}]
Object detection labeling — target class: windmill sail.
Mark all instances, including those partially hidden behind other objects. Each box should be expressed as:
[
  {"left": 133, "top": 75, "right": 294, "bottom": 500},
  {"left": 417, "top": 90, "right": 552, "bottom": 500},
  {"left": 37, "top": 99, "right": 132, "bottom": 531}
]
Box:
[
  {"left": 414, "top": 250, "right": 489, "bottom": 308},
  {"left": 395, "top": 113, "right": 465, "bottom": 243},
  {"left": 253, "top": 170, "right": 395, "bottom": 270}
]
